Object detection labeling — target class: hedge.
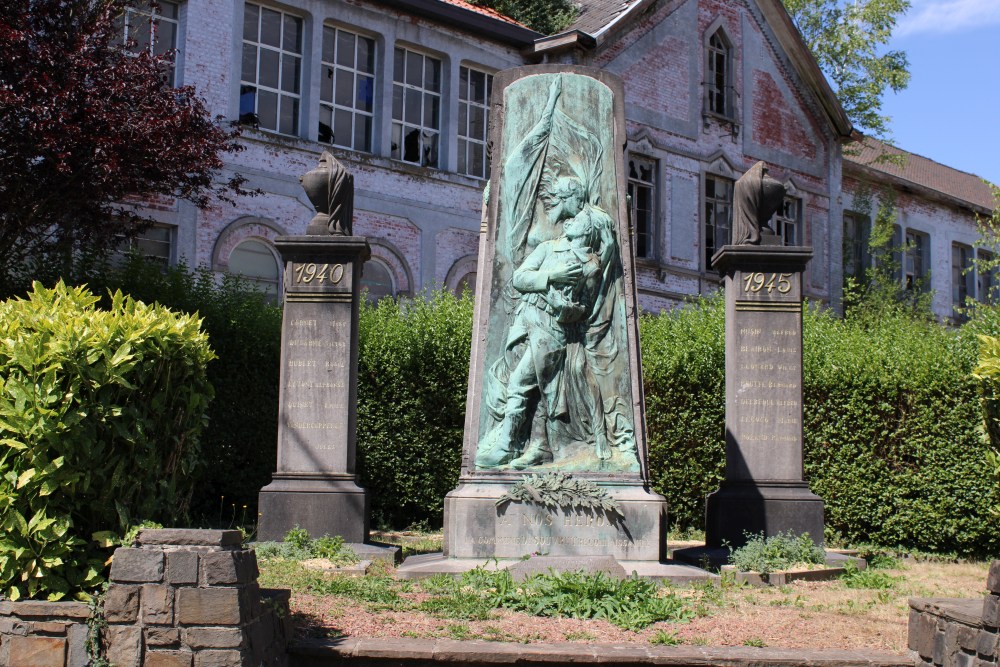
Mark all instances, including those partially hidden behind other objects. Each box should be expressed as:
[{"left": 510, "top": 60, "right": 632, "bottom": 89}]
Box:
[
  {"left": 31, "top": 256, "right": 1000, "bottom": 554},
  {"left": 55, "top": 256, "right": 283, "bottom": 524},
  {"left": 350, "top": 290, "right": 1000, "bottom": 555},
  {"left": 0, "top": 282, "right": 214, "bottom": 600}
]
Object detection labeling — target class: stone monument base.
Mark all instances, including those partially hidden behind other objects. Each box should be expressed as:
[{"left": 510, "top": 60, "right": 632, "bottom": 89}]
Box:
[
  {"left": 258, "top": 473, "right": 368, "bottom": 543},
  {"left": 705, "top": 480, "right": 825, "bottom": 549},
  {"left": 396, "top": 553, "right": 715, "bottom": 584},
  {"left": 441, "top": 482, "right": 667, "bottom": 561}
]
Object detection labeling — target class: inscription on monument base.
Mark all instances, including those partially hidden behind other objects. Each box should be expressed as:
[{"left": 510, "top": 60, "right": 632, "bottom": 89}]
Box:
[{"left": 276, "top": 258, "right": 357, "bottom": 474}]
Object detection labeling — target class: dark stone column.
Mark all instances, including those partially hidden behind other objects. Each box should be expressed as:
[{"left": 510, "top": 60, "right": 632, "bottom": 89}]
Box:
[
  {"left": 705, "top": 245, "right": 825, "bottom": 549},
  {"left": 257, "top": 236, "right": 371, "bottom": 543}
]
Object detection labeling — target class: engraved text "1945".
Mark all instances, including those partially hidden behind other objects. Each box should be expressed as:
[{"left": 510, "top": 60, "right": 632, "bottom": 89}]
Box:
[{"left": 743, "top": 272, "right": 792, "bottom": 294}]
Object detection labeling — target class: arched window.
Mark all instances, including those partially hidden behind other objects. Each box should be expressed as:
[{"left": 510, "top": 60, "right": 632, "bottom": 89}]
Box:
[
  {"left": 229, "top": 239, "right": 280, "bottom": 299},
  {"left": 706, "top": 29, "right": 733, "bottom": 118},
  {"left": 360, "top": 259, "right": 395, "bottom": 303},
  {"left": 454, "top": 272, "right": 476, "bottom": 297}
]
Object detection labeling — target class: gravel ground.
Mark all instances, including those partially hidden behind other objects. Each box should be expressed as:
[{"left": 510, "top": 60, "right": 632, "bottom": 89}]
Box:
[{"left": 271, "top": 558, "right": 990, "bottom": 652}]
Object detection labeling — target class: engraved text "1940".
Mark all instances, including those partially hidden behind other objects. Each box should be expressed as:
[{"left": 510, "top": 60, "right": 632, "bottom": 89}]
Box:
[{"left": 293, "top": 263, "right": 344, "bottom": 285}]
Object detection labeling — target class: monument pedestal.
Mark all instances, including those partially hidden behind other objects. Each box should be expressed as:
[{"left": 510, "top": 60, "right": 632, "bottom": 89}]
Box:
[
  {"left": 443, "top": 481, "right": 667, "bottom": 562},
  {"left": 257, "top": 236, "right": 371, "bottom": 543},
  {"left": 705, "top": 245, "right": 825, "bottom": 549}
]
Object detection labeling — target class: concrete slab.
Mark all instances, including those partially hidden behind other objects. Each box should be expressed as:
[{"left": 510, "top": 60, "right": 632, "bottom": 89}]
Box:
[
  {"left": 395, "top": 553, "right": 717, "bottom": 584},
  {"left": 347, "top": 542, "right": 401, "bottom": 565}
]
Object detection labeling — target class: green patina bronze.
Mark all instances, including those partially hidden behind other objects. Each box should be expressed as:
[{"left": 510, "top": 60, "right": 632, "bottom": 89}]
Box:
[{"left": 475, "top": 73, "right": 639, "bottom": 473}]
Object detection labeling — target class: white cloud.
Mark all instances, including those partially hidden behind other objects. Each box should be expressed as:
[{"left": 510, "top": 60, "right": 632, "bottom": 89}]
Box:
[{"left": 897, "top": 0, "right": 1000, "bottom": 36}]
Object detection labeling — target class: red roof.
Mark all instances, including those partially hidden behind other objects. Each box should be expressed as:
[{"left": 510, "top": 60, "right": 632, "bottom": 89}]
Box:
[
  {"left": 438, "top": 0, "right": 527, "bottom": 27},
  {"left": 846, "top": 138, "right": 998, "bottom": 213}
]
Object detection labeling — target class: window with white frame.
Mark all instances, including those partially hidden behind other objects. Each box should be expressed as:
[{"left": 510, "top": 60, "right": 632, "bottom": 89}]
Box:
[
  {"left": 627, "top": 156, "right": 656, "bottom": 259},
  {"left": 952, "top": 243, "right": 974, "bottom": 315},
  {"left": 319, "top": 26, "right": 375, "bottom": 151},
  {"left": 391, "top": 47, "right": 441, "bottom": 167},
  {"left": 240, "top": 3, "right": 302, "bottom": 135},
  {"left": 112, "top": 0, "right": 180, "bottom": 85},
  {"left": 843, "top": 211, "right": 870, "bottom": 283},
  {"left": 458, "top": 66, "right": 492, "bottom": 178},
  {"left": 706, "top": 29, "right": 733, "bottom": 118},
  {"left": 904, "top": 229, "right": 930, "bottom": 291},
  {"left": 774, "top": 196, "right": 801, "bottom": 246},
  {"left": 979, "top": 250, "right": 996, "bottom": 303},
  {"left": 704, "top": 174, "right": 733, "bottom": 267}
]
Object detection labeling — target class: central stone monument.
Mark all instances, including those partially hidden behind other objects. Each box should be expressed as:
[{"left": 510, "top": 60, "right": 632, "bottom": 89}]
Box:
[
  {"left": 705, "top": 161, "right": 825, "bottom": 550},
  {"left": 424, "top": 66, "right": 669, "bottom": 571}
]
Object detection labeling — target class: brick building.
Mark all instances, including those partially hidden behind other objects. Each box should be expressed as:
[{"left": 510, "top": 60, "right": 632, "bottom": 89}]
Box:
[{"left": 126, "top": 0, "right": 995, "bottom": 318}]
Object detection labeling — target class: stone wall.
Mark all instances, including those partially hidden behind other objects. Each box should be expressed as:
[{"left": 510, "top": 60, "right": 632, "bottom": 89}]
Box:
[
  {"left": 909, "top": 560, "right": 1000, "bottom": 667},
  {"left": 102, "top": 528, "right": 291, "bottom": 667},
  {"left": 0, "top": 600, "right": 90, "bottom": 667}
]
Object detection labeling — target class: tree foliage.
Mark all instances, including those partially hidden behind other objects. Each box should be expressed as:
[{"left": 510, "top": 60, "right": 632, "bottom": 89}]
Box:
[
  {"left": 782, "top": 0, "right": 911, "bottom": 138},
  {"left": 468, "top": 0, "right": 579, "bottom": 35},
  {"left": 0, "top": 0, "right": 245, "bottom": 291}
]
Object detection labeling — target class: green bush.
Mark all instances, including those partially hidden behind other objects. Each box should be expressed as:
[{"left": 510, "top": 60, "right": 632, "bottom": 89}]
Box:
[
  {"left": 62, "top": 255, "right": 283, "bottom": 522},
  {"left": 639, "top": 295, "right": 726, "bottom": 529},
  {"left": 356, "top": 291, "right": 473, "bottom": 528},
  {"left": 0, "top": 282, "right": 214, "bottom": 599}
]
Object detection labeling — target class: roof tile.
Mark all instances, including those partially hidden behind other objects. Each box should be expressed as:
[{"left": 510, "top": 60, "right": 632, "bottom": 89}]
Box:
[
  {"left": 437, "top": 0, "right": 527, "bottom": 27},
  {"left": 846, "top": 138, "right": 998, "bottom": 212}
]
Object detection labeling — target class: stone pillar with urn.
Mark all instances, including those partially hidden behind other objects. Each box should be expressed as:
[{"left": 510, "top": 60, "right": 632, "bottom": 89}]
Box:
[
  {"left": 257, "top": 152, "right": 372, "bottom": 544},
  {"left": 704, "top": 161, "right": 825, "bottom": 550}
]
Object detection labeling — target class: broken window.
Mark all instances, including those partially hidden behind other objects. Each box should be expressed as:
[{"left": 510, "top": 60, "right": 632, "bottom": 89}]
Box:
[
  {"left": 240, "top": 3, "right": 302, "bottom": 135},
  {"left": 627, "top": 156, "right": 656, "bottom": 259},
  {"left": 391, "top": 47, "right": 441, "bottom": 168},
  {"left": 319, "top": 26, "right": 375, "bottom": 151}
]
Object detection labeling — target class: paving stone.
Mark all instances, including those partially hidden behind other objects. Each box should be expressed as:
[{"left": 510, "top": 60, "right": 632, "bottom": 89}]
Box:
[
  {"left": 183, "top": 626, "right": 244, "bottom": 649},
  {"left": 193, "top": 648, "right": 243, "bottom": 667},
  {"left": 949, "top": 623, "right": 982, "bottom": 657},
  {"left": 142, "top": 584, "right": 175, "bottom": 625},
  {"left": 111, "top": 548, "right": 164, "bottom": 583},
  {"left": 105, "top": 584, "right": 141, "bottom": 623},
  {"left": 986, "top": 596, "right": 1000, "bottom": 628},
  {"left": 27, "top": 620, "right": 68, "bottom": 635},
  {"left": 176, "top": 588, "right": 241, "bottom": 626},
  {"left": 166, "top": 552, "right": 199, "bottom": 585},
  {"left": 105, "top": 624, "right": 142, "bottom": 667},
  {"left": 988, "top": 561, "right": 1000, "bottom": 594},
  {"left": 201, "top": 550, "right": 257, "bottom": 585},
  {"left": 8, "top": 636, "right": 66, "bottom": 667},
  {"left": 0, "top": 618, "right": 27, "bottom": 636},
  {"left": 935, "top": 625, "right": 947, "bottom": 666},
  {"left": 139, "top": 529, "right": 242, "bottom": 548},
  {"left": 10, "top": 601, "right": 91, "bottom": 619},
  {"left": 67, "top": 622, "right": 89, "bottom": 667},
  {"left": 911, "top": 610, "right": 939, "bottom": 658},
  {"left": 144, "top": 649, "right": 193, "bottom": 667},
  {"left": 145, "top": 626, "right": 181, "bottom": 647},
  {"left": 980, "top": 629, "right": 999, "bottom": 659}
]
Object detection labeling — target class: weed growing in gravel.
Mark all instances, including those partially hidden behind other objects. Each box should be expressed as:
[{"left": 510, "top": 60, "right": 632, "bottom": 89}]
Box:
[
  {"left": 649, "top": 630, "right": 680, "bottom": 645},
  {"left": 839, "top": 562, "right": 901, "bottom": 590},
  {"left": 728, "top": 532, "right": 825, "bottom": 575},
  {"left": 254, "top": 527, "right": 359, "bottom": 566}
]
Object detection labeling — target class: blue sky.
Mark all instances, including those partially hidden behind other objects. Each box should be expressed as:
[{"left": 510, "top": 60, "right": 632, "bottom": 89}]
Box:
[{"left": 879, "top": 0, "right": 1000, "bottom": 185}]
